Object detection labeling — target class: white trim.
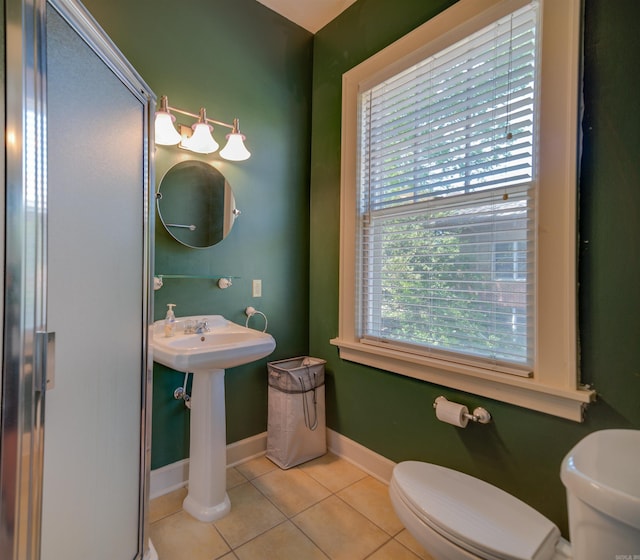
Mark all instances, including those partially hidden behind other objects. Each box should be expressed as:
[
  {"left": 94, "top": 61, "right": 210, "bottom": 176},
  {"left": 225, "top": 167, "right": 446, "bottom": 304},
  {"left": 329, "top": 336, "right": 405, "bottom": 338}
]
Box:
[
  {"left": 150, "top": 433, "right": 268, "bottom": 499},
  {"left": 226, "top": 431, "right": 268, "bottom": 467},
  {"left": 331, "top": 339, "right": 594, "bottom": 422},
  {"left": 335, "top": 0, "right": 594, "bottom": 422},
  {"left": 144, "top": 540, "right": 159, "bottom": 560},
  {"left": 149, "top": 459, "right": 189, "bottom": 500},
  {"left": 326, "top": 429, "right": 396, "bottom": 484},
  {"left": 150, "top": 429, "right": 396, "bottom": 498}
]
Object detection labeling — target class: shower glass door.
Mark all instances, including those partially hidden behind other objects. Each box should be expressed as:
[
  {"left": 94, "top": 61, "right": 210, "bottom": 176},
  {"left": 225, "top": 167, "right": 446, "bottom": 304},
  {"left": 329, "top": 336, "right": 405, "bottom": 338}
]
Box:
[{"left": 42, "top": 4, "right": 149, "bottom": 558}]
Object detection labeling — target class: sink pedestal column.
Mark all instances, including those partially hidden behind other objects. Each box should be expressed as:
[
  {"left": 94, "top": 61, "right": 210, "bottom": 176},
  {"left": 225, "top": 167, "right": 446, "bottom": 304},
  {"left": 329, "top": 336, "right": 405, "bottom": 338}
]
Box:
[{"left": 182, "top": 368, "right": 231, "bottom": 522}]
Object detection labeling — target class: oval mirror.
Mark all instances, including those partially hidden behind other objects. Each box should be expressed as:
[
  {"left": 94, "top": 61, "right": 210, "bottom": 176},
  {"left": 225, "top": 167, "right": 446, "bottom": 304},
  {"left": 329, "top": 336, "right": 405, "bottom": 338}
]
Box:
[{"left": 157, "top": 160, "right": 239, "bottom": 248}]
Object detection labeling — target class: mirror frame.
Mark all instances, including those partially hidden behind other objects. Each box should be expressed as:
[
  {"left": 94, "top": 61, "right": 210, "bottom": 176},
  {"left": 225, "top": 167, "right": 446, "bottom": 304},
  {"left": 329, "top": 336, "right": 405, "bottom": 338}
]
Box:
[{"left": 156, "top": 160, "right": 238, "bottom": 249}]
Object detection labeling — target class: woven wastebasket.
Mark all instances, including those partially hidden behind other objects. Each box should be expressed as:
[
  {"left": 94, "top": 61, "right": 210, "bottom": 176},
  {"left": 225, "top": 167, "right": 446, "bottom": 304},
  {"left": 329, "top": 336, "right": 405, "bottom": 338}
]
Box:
[{"left": 266, "top": 356, "right": 327, "bottom": 469}]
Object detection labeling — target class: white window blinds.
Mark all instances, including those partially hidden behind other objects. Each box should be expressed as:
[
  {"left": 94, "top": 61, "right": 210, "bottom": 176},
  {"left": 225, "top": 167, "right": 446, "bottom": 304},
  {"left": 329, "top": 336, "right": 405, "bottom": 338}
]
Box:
[{"left": 357, "top": 2, "right": 538, "bottom": 374}]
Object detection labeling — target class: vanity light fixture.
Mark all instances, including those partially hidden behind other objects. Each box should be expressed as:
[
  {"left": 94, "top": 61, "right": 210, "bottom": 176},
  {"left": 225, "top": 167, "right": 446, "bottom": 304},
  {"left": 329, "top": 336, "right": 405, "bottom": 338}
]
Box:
[
  {"left": 180, "top": 108, "right": 219, "bottom": 154},
  {"left": 154, "top": 103, "right": 182, "bottom": 145},
  {"left": 219, "top": 119, "right": 251, "bottom": 161},
  {"left": 154, "top": 95, "right": 251, "bottom": 160}
]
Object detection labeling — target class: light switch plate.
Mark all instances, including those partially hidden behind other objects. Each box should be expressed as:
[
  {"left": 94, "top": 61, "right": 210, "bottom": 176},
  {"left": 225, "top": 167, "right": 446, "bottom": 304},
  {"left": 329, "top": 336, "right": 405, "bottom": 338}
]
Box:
[{"left": 252, "top": 279, "right": 262, "bottom": 297}]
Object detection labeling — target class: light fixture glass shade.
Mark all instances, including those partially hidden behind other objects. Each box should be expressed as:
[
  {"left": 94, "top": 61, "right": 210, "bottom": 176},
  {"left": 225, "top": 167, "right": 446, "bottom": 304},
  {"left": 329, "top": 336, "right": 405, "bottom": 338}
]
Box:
[
  {"left": 181, "top": 122, "right": 219, "bottom": 154},
  {"left": 219, "top": 133, "right": 251, "bottom": 161},
  {"left": 154, "top": 112, "right": 182, "bottom": 145}
]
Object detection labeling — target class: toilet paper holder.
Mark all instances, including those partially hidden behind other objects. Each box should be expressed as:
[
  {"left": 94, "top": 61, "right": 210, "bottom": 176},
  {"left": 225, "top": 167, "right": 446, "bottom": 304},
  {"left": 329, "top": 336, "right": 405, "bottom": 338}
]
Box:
[{"left": 433, "top": 396, "right": 492, "bottom": 424}]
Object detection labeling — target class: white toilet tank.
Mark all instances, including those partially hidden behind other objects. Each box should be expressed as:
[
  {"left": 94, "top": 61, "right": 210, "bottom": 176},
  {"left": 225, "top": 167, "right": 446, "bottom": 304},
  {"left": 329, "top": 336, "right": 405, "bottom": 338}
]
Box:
[{"left": 560, "top": 429, "right": 640, "bottom": 559}]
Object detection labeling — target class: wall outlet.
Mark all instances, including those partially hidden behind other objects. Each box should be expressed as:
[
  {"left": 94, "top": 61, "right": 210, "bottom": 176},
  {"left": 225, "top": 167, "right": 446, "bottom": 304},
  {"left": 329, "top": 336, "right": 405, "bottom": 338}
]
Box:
[{"left": 252, "top": 279, "right": 262, "bottom": 297}]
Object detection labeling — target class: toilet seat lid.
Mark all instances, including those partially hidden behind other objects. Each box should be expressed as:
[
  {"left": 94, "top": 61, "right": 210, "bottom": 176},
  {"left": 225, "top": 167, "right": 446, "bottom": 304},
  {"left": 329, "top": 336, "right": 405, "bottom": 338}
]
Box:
[{"left": 392, "top": 461, "right": 560, "bottom": 560}]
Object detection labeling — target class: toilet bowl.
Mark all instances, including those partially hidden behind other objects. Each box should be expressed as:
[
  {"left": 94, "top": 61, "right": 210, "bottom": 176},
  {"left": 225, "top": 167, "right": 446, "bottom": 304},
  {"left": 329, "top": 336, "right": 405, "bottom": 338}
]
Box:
[{"left": 390, "top": 429, "right": 640, "bottom": 560}]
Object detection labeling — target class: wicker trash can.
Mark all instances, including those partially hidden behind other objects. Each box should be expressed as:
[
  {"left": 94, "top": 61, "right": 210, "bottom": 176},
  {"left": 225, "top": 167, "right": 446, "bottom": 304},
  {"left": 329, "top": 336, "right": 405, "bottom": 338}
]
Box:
[{"left": 266, "top": 356, "right": 327, "bottom": 469}]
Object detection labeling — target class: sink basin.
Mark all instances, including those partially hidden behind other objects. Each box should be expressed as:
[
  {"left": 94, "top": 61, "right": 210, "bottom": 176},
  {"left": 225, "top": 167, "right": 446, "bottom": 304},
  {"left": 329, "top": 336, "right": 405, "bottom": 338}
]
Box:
[
  {"left": 151, "top": 314, "right": 276, "bottom": 523},
  {"left": 152, "top": 315, "right": 275, "bottom": 371}
]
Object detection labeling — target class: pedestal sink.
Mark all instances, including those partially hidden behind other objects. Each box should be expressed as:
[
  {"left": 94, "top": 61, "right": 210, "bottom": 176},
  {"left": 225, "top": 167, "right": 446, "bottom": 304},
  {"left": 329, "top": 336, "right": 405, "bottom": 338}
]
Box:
[{"left": 151, "top": 315, "right": 276, "bottom": 521}]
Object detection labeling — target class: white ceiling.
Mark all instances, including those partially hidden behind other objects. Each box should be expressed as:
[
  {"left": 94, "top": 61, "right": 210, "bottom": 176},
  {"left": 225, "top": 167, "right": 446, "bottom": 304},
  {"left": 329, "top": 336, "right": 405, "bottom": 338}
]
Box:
[{"left": 255, "top": 0, "right": 357, "bottom": 33}]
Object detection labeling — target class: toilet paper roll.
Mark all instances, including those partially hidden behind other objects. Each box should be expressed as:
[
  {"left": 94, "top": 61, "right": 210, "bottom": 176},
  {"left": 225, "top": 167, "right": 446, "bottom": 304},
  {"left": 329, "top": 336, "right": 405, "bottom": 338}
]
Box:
[{"left": 435, "top": 399, "right": 469, "bottom": 428}]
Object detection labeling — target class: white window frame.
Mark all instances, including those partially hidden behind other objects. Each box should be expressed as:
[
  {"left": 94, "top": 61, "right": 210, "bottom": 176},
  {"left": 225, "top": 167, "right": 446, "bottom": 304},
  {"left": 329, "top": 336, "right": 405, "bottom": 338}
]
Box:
[{"left": 331, "top": 0, "right": 595, "bottom": 421}]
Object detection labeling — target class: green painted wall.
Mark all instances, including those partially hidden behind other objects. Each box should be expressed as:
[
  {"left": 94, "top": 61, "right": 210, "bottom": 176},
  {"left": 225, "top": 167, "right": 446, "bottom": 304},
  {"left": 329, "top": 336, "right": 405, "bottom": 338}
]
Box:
[
  {"left": 309, "top": 0, "right": 640, "bottom": 537},
  {"left": 80, "top": 0, "right": 313, "bottom": 469},
  {"left": 77, "top": 0, "right": 640, "bottom": 538}
]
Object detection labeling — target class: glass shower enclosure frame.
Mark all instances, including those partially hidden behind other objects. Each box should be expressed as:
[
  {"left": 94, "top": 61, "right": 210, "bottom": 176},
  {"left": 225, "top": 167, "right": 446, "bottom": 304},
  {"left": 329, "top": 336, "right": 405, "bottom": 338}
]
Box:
[{"left": 0, "top": 0, "right": 155, "bottom": 558}]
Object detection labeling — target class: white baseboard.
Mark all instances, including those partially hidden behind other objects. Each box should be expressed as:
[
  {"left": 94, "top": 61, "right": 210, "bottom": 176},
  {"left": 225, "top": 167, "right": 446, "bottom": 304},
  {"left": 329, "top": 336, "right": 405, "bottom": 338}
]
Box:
[
  {"left": 145, "top": 539, "right": 158, "bottom": 560},
  {"left": 150, "top": 428, "right": 396, "bottom": 498},
  {"left": 226, "top": 431, "right": 268, "bottom": 467},
  {"left": 149, "top": 432, "right": 269, "bottom": 499},
  {"left": 326, "top": 429, "right": 396, "bottom": 484},
  {"left": 149, "top": 459, "right": 189, "bottom": 500}
]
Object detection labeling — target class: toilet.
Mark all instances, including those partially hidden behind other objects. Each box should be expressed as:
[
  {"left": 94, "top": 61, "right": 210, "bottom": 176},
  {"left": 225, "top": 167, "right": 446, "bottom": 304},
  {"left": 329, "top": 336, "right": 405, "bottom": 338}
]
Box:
[{"left": 389, "top": 429, "right": 640, "bottom": 560}]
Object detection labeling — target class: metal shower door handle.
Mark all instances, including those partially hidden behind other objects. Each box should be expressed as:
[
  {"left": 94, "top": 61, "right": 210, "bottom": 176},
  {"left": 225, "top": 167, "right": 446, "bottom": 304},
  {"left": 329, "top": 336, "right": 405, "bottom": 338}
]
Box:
[{"left": 35, "top": 331, "right": 56, "bottom": 392}]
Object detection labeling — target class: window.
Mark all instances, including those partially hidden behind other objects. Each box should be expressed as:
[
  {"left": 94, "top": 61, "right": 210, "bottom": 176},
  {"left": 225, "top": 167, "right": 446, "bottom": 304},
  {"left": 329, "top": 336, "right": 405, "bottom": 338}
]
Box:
[
  {"left": 493, "top": 241, "right": 527, "bottom": 282},
  {"left": 332, "top": 0, "right": 595, "bottom": 421}
]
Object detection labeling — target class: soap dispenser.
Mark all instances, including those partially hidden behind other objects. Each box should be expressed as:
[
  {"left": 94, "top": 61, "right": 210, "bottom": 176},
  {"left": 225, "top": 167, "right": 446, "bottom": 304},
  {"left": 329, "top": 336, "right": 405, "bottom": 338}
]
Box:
[{"left": 164, "top": 303, "right": 176, "bottom": 337}]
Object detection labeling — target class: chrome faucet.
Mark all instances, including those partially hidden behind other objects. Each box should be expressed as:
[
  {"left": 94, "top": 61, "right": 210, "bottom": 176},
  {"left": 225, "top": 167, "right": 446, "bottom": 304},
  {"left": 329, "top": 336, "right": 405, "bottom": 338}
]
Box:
[{"left": 195, "top": 319, "right": 210, "bottom": 334}]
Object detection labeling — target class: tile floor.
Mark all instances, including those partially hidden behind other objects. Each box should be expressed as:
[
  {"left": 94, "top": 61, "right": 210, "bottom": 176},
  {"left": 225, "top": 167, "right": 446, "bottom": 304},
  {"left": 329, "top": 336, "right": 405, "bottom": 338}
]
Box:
[{"left": 150, "top": 452, "right": 435, "bottom": 560}]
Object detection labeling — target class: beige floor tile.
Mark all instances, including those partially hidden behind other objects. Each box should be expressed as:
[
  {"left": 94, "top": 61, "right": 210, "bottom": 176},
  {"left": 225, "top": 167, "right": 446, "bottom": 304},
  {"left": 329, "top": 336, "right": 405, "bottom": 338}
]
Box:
[
  {"left": 395, "top": 529, "right": 435, "bottom": 560},
  {"left": 368, "top": 538, "right": 424, "bottom": 560},
  {"left": 252, "top": 467, "right": 331, "bottom": 517},
  {"left": 293, "top": 495, "right": 388, "bottom": 560},
  {"left": 150, "top": 511, "right": 230, "bottom": 560},
  {"left": 150, "top": 454, "right": 435, "bottom": 560},
  {"left": 214, "top": 482, "right": 286, "bottom": 549},
  {"left": 234, "top": 521, "right": 328, "bottom": 560},
  {"left": 337, "top": 476, "right": 404, "bottom": 536},
  {"left": 297, "top": 453, "right": 367, "bottom": 493},
  {"left": 149, "top": 487, "right": 187, "bottom": 523},
  {"left": 235, "top": 455, "right": 278, "bottom": 480},
  {"left": 227, "top": 466, "right": 248, "bottom": 489}
]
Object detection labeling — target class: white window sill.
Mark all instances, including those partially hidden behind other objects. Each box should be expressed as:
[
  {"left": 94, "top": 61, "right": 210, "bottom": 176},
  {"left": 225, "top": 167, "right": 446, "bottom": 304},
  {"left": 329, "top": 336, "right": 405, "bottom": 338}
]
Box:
[{"left": 330, "top": 337, "right": 595, "bottom": 422}]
